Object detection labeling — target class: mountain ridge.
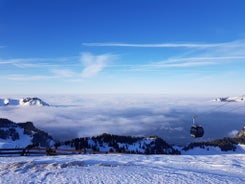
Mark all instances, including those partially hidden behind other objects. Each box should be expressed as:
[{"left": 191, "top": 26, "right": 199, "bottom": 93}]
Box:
[
  {"left": 57, "top": 133, "right": 181, "bottom": 155},
  {"left": 213, "top": 96, "right": 245, "bottom": 102},
  {"left": 0, "top": 118, "right": 54, "bottom": 148},
  {"left": 0, "top": 97, "right": 49, "bottom": 106},
  {"left": 1, "top": 118, "right": 245, "bottom": 155}
]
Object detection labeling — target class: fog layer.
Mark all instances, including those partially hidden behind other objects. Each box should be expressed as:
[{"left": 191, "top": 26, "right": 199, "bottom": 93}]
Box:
[{"left": 1, "top": 95, "right": 244, "bottom": 145}]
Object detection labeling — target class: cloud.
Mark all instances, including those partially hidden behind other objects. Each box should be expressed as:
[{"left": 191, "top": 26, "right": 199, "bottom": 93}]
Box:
[
  {"left": 7, "top": 69, "right": 77, "bottom": 81},
  {"left": 7, "top": 75, "right": 59, "bottom": 81},
  {"left": 142, "top": 56, "right": 245, "bottom": 69},
  {"left": 51, "top": 69, "right": 76, "bottom": 78},
  {"left": 83, "top": 39, "right": 245, "bottom": 71},
  {"left": 129, "top": 61, "right": 215, "bottom": 71},
  {"left": 1, "top": 53, "right": 116, "bottom": 81},
  {"left": 0, "top": 57, "right": 79, "bottom": 68},
  {"left": 82, "top": 42, "right": 224, "bottom": 48},
  {"left": 1, "top": 95, "right": 245, "bottom": 145},
  {"left": 0, "top": 57, "right": 80, "bottom": 81},
  {"left": 80, "top": 52, "right": 115, "bottom": 78},
  {"left": 82, "top": 39, "right": 245, "bottom": 50}
]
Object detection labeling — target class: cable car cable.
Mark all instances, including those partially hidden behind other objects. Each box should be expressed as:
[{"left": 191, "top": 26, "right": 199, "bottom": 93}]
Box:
[{"left": 190, "top": 95, "right": 245, "bottom": 138}]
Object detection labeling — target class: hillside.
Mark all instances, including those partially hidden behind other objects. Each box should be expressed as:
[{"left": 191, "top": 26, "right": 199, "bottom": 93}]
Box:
[
  {"left": 58, "top": 133, "right": 180, "bottom": 155},
  {"left": 1, "top": 117, "right": 245, "bottom": 155},
  {"left": 182, "top": 125, "right": 245, "bottom": 154},
  {"left": 0, "top": 118, "right": 54, "bottom": 148}
]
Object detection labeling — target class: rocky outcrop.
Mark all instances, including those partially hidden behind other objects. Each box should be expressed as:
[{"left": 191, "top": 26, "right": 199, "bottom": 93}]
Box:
[{"left": 236, "top": 125, "right": 245, "bottom": 138}]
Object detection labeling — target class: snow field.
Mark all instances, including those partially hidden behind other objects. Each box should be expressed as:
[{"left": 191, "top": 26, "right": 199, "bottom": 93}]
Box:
[
  {"left": 0, "top": 127, "right": 32, "bottom": 148},
  {"left": 0, "top": 154, "right": 245, "bottom": 184}
]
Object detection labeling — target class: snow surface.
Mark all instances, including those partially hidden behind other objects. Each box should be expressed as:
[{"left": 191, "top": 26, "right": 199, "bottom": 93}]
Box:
[
  {"left": 0, "top": 127, "right": 32, "bottom": 148},
  {"left": 0, "top": 153, "right": 245, "bottom": 184}
]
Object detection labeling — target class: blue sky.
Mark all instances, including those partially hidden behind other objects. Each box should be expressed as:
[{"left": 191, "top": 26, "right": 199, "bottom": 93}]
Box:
[{"left": 0, "top": 0, "right": 245, "bottom": 96}]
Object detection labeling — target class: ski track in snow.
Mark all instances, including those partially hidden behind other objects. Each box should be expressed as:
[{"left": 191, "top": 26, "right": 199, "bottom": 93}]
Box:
[{"left": 0, "top": 154, "right": 245, "bottom": 184}]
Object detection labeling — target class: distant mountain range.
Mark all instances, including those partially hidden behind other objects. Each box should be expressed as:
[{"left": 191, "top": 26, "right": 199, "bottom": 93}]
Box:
[
  {"left": 213, "top": 96, "right": 245, "bottom": 102},
  {"left": 0, "top": 97, "right": 49, "bottom": 106},
  {"left": 1, "top": 96, "right": 244, "bottom": 106}
]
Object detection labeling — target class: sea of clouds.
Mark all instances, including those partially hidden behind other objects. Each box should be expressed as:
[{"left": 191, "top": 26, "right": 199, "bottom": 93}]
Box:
[{"left": 0, "top": 94, "right": 244, "bottom": 145}]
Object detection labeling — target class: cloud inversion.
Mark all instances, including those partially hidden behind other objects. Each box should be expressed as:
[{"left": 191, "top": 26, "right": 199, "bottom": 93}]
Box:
[{"left": 1, "top": 95, "right": 244, "bottom": 145}]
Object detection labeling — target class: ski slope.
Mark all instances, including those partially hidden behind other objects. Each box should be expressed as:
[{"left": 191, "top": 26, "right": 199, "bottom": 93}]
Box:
[{"left": 0, "top": 153, "right": 245, "bottom": 184}]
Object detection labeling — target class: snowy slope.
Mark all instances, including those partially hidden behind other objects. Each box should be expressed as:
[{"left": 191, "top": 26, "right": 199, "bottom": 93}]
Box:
[
  {"left": 61, "top": 134, "right": 180, "bottom": 154},
  {"left": 181, "top": 144, "right": 245, "bottom": 155},
  {"left": 0, "top": 127, "right": 32, "bottom": 148},
  {"left": 0, "top": 153, "right": 245, "bottom": 184},
  {"left": 0, "top": 119, "right": 54, "bottom": 148}
]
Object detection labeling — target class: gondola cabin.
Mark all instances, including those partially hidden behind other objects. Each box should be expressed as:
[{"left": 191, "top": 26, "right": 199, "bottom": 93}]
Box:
[{"left": 190, "top": 124, "right": 204, "bottom": 138}]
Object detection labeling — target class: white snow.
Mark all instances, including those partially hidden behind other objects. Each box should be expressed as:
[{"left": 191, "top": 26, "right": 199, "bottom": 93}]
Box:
[
  {"left": 0, "top": 97, "right": 49, "bottom": 106},
  {"left": 213, "top": 96, "right": 245, "bottom": 102},
  {"left": 3, "top": 99, "right": 9, "bottom": 105},
  {"left": 0, "top": 153, "right": 245, "bottom": 184},
  {"left": 0, "top": 127, "right": 32, "bottom": 148},
  {"left": 19, "top": 97, "right": 49, "bottom": 106},
  {"left": 179, "top": 144, "right": 245, "bottom": 155}
]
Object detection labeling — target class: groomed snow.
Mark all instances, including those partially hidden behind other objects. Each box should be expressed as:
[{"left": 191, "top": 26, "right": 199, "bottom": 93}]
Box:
[{"left": 0, "top": 153, "right": 245, "bottom": 184}]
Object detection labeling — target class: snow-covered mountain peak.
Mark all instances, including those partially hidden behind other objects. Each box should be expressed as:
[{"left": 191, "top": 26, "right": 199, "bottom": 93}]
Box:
[
  {"left": 0, "top": 97, "right": 49, "bottom": 106},
  {"left": 213, "top": 96, "right": 245, "bottom": 102},
  {"left": 19, "top": 97, "right": 49, "bottom": 106}
]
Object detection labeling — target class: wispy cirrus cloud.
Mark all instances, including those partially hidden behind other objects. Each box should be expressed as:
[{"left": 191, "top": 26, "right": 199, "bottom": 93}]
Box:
[
  {"left": 1, "top": 53, "right": 116, "bottom": 82},
  {"left": 80, "top": 52, "right": 116, "bottom": 78},
  {"left": 0, "top": 56, "right": 79, "bottom": 68},
  {"left": 7, "top": 75, "right": 59, "bottom": 81},
  {"left": 82, "top": 39, "right": 245, "bottom": 49},
  {"left": 83, "top": 39, "right": 245, "bottom": 61},
  {"left": 0, "top": 57, "right": 80, "bottom": 81},
  {"left": 88, "top": 39, "right": 245, "bottom": 71},
  {"left": 145, "top": 55, "right": 245, "bottom": 69},
  {"left": 82, "top": 42, "right": 224, "bottom": 48},
  {"left": 3, "top": 40, "right": 245, "bottom": 83},
  {"left": 51, "top": 69, "right": 77, "bottom": 78},
  {"left": 6, "top": 68, "right": 78, "bottom": 81},
  {"left": 7, "top": 69, "right": 77, "bottom": 81}
]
